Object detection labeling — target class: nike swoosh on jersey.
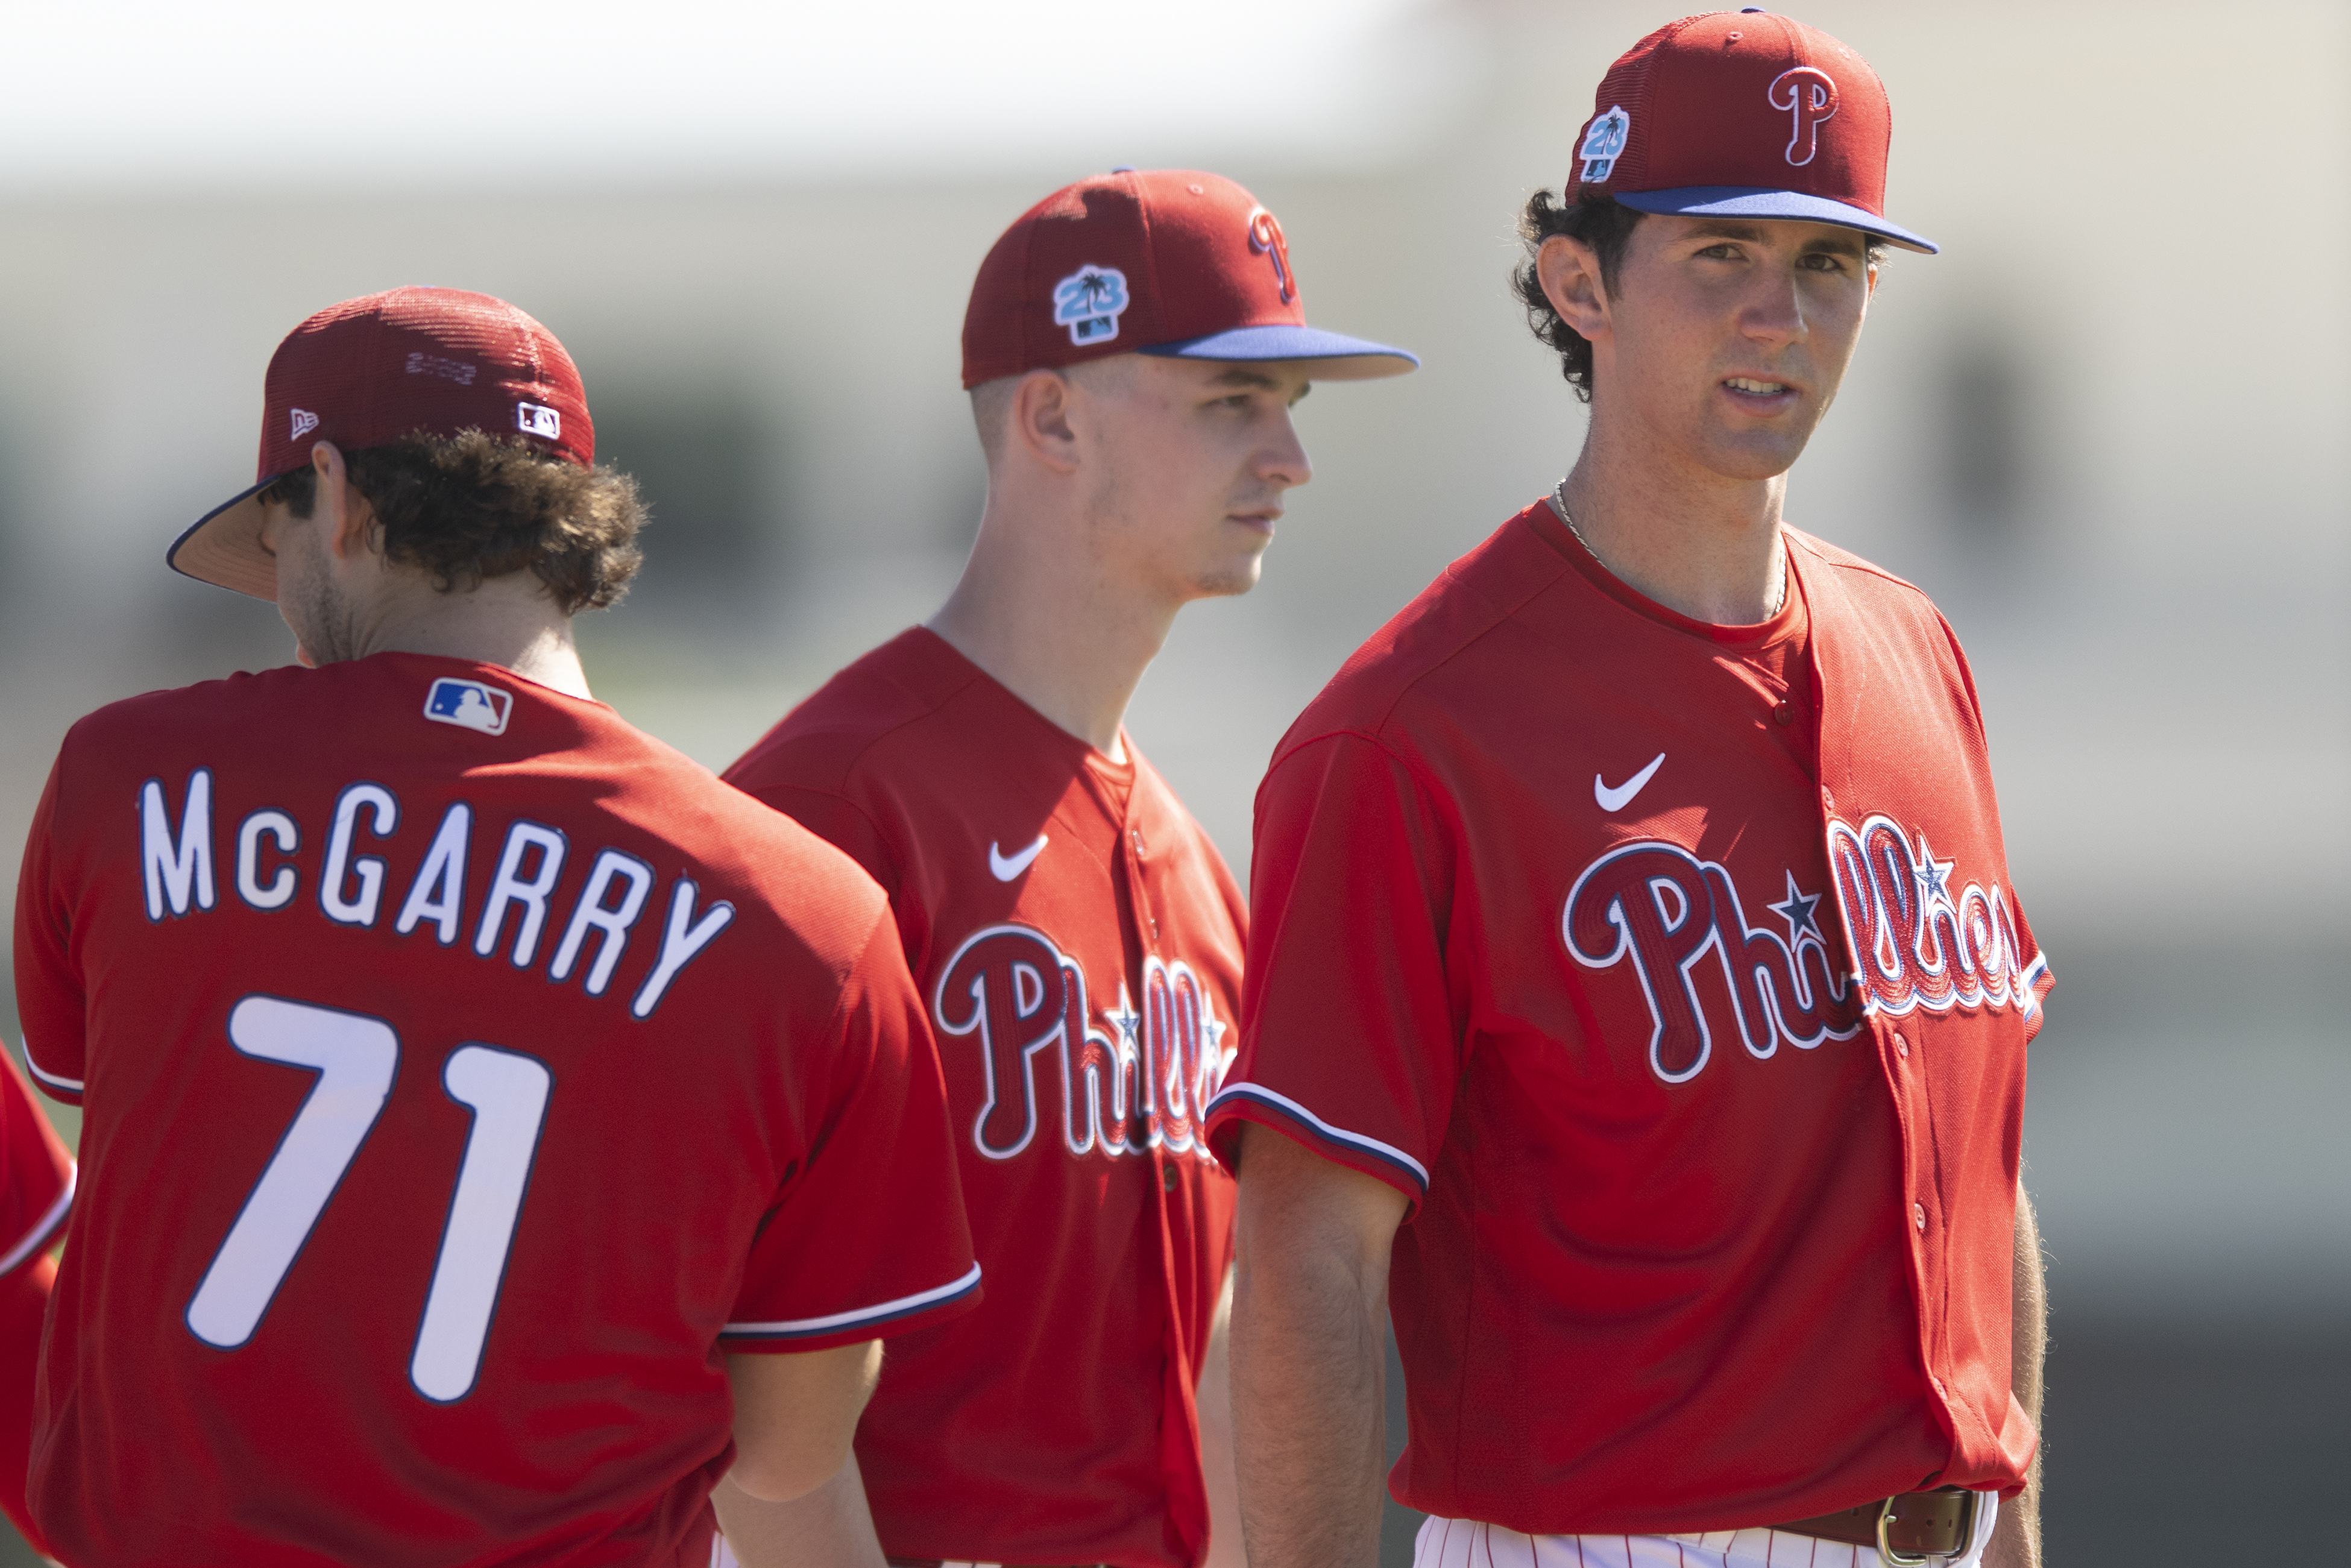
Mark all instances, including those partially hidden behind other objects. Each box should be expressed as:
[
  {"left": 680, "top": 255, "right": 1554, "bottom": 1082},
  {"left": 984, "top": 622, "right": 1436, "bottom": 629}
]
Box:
[
  {"left": 989, "top": 834, "right": 1050, "bottom": 882},
  {"left": 1594, "top": 752, "right": 1666, "bottom": 813}
]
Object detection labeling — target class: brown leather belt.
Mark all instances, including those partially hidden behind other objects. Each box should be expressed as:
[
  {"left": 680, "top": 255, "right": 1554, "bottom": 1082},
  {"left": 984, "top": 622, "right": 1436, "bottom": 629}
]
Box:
[{"left": 1770, "top": 1487, "right": 1977, "bottom": 1561}]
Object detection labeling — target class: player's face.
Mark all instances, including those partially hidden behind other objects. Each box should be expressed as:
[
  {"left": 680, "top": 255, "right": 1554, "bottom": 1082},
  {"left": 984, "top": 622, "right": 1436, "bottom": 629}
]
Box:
[
  {"left": 1595, "top": 215, "right": 1877, "bottom": 480},
  {"left": 1071, "top": 355, "right": 1314, "bottom": 602}
]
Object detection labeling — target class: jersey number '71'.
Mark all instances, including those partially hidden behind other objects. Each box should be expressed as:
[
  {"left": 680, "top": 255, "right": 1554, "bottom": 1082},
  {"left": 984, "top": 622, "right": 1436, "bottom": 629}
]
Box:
[{"left": 183, "top": 994, "right": 552, "bottom": 1403}]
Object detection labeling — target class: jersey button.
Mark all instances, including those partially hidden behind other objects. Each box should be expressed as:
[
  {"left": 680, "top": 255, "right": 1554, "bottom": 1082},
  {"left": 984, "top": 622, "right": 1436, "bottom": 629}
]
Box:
[
  {"left": 1893, "top": 1032, "right": 1910, "bottom": 1059},
  {"left": 1772, "top": 701, "right": 1795, "bottom": 726},
  {"left": 1161, "top": 1164, "right": 1180, "bottom": 1192},
  {"left": 1130, "top": 828, "right": 1148, "bottom": 859},
  {"left": 1913, "top": 1201, "right": 1928, "bottom": 1232}
]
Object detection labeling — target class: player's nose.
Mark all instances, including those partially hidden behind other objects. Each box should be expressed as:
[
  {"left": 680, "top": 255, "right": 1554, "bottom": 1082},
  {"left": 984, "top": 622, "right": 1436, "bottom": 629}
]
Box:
[
  {"left": 1258, "top": 408, "right": 1314, "bottom": 491},
  {"left": 1736, "top": 268, "right": 1811, "bottom": 350}
]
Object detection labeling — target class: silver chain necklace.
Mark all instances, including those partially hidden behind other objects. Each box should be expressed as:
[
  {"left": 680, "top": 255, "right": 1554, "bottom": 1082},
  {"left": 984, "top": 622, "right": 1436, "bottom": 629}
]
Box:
[{"left": 1550, "top": 476, "right": 1786, "bottom": 619}]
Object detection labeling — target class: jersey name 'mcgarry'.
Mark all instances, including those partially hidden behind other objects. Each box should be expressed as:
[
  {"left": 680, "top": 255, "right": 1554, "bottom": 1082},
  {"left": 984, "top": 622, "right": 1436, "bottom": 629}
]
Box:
[{"left": 135, "top": 766, "right": 733, "bottom": 1020}]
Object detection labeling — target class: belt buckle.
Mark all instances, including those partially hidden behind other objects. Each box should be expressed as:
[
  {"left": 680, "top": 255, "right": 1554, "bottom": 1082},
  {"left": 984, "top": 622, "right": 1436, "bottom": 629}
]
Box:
[{"left": 1875, "top": 1489, "right": 1976, "bottom": 1567}]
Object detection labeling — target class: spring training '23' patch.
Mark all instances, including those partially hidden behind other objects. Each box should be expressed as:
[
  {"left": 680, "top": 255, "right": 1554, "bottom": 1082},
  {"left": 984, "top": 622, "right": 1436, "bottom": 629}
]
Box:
[{"left": 1053, "top": 265, "right": 1129, "bottom": 346}]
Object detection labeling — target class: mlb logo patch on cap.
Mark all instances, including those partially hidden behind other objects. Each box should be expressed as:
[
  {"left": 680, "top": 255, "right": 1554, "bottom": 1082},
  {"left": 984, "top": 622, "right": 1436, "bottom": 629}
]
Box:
[{"left": 423, "top": 677, "right": 513, "bottom": 735}]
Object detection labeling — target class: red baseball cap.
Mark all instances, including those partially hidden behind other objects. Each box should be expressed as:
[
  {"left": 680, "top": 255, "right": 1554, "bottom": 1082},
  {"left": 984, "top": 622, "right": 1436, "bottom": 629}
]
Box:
[
  {"left": 1564, "top": 8, "right": 1937, "bottom": 254},
  {"left": 961, "top": 168, "right": 1417, "bottom": 389},
  {"left": 170, "top": 286, "right": 596, "bottom": 600}
]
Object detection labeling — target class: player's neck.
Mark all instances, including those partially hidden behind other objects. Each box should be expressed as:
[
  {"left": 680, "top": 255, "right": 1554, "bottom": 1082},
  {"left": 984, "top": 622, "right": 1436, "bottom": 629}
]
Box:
[
  {"left": 927, "top": 502, "right": 1180, "bottom": 762},
  {"left": 1558, "top": 417, "right": 1790, "bottom": 628},
  {"left": 307, "top": 570, "right": 593, "bottom": 699}
]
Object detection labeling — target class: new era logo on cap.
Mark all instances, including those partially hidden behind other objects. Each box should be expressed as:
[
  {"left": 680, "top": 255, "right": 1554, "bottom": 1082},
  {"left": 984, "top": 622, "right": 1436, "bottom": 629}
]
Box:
[
  {"left": 961, "top": 169, "right": 1417, "bottom": 388},
  {"left": 1562, "top": 9, "right": 1937, "bottom": 254},
  {"left": 289, "top": 408, "right": 319, "bottom": 441}
]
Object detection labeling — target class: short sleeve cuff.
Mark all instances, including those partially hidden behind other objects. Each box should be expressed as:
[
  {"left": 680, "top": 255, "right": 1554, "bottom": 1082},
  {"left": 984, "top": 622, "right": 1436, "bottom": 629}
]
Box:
[
  {"left": 720, "top": 1261, "right": 983, "bottom": 1353},
  {"left": 21, "top": 1047, "right": 82, "bottom": 1107},
  {"left": 1205, "top": 1083, "right": 1429, "bottom": 1207}
]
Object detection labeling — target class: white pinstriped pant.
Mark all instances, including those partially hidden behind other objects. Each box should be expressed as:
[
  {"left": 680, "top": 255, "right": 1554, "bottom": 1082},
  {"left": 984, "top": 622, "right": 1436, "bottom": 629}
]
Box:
[{"left": 1413, "top": 1492, "right": 1998, "bottom": 1568}]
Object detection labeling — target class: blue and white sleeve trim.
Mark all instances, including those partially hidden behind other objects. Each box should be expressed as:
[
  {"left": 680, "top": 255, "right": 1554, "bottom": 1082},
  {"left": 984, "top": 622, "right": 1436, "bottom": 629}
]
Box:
[
  {"left": 21, "top": 1044, "right": 83, "bottom": 1102},
  {"left": 0, "top": 1166, "right": 73, "bottom": 1276},
  {"left": 1206, "top": 1083, "right": 1430, "bottom": 1195},
  {"left": 722, "top": 1260, "right": 983, "bottom": 1342}
]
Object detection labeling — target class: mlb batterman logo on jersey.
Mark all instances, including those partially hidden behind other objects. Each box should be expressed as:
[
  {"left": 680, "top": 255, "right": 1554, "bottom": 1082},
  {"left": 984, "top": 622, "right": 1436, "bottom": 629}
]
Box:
[{"left": 424, "top": 676, "right": 512, "bottom": 734}]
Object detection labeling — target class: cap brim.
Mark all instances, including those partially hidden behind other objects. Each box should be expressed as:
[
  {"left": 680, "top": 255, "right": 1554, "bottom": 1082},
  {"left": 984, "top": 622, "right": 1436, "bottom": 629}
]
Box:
[
  {"left": 1139, "top": 324, "right": 1419, "bottom": 380},
  {"left": 1615, "top": 187, "right": 1939, "bottom": 254},
  {"left": 168, "top": 479, "right": 280, "bottom": 600}
]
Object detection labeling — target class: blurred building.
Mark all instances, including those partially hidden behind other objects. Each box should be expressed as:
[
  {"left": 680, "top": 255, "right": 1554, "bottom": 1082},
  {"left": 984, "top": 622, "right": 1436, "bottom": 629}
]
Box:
[{"left": 0, "top": 3, "right": 2342, "bottom": 1564}]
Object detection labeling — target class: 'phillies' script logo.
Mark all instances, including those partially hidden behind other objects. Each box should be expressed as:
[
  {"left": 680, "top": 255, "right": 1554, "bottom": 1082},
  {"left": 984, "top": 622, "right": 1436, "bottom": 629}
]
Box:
[
  {"left": 1564, "top": 817, "right": 2041, "bottom": 1085},
  {"left": 1825, "top": 813, "right": 2045, "bottom": 1022},
  {"left": 1246, "top": 206, "right": 1295, "bottom": 304},
  {"left": 1565, "top": 842, "right": 1863, "bottom": 1084},
  {"left": 933, "top": 923, "right": 1227, "bottom": 1161},
  {"left": 1767, "top": 66, "right": 1839, "bottom": 166}
]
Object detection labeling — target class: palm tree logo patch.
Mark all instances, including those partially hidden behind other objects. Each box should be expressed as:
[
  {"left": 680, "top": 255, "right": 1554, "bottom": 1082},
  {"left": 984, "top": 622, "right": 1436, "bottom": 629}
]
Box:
[{"left": 1052, "top": 265, "right": 1131, "bottom": 345}]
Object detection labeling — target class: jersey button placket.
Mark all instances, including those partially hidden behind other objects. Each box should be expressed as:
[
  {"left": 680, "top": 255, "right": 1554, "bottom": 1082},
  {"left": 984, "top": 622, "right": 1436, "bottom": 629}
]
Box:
[{"left": 1913, "top": 1201, "right": 1927, "bottom": 1232}]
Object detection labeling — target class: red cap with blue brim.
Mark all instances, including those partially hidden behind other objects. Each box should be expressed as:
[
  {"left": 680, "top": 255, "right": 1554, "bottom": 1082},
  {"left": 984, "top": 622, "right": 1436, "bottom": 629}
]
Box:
[
  {"left": 1563, "top": 8, "right": 1939, "bottom": 256},
  {"left": 960, "top": 169, "right": 1418, "bottom": 388}
]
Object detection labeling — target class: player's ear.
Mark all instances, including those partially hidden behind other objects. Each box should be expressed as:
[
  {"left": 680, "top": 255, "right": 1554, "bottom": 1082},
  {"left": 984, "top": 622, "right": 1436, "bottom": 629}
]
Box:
[
  {"left": 309, "top": 441, "right": 380, "bottom": 562},
  {"left": 1012, "top": 369, "right": 1082, "bottom": 474},
  {"left": 1538, "top": 234, "right": 1612, "bottom": 344}
]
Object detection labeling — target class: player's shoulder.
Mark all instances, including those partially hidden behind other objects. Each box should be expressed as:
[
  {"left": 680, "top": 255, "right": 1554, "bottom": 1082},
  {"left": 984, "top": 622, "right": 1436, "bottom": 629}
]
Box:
[
  {"left": 725, "top": 627, "right": 981, "bottom": 801},
  {"left": 1273, "top": 502, "right": 1567, "bottom": 768},
  {"left": 57, "top": 662, "right": 310, "bottom": 768},
  {"left": 1787, "top": 528, "right": 1943, "bottom": 612},
  {"left": 1787, "top": 527, "right": 1965, "bottom": 643}
]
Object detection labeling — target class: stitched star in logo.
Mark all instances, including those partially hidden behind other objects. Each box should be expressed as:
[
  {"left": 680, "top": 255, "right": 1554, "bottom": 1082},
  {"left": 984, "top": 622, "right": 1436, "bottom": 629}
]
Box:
[
  {"left": 1912, "top": 833, "right": 1957, "bottom": 910},
  {"left": 1104, "top": 985, "right": 1142, "bottom": 1051},
  {"left": 1768, "top": 871, "right": 1827, "bottom": 949}
]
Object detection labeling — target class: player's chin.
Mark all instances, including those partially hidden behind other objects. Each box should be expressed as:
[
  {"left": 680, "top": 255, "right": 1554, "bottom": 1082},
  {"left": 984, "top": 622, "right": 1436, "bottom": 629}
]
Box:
[
  {"left": 1191, "top": 556, "right": 1265, "bottom": 600},
  {"left": 1698, "top": 419, "right": 1819, "bottom": 481}
]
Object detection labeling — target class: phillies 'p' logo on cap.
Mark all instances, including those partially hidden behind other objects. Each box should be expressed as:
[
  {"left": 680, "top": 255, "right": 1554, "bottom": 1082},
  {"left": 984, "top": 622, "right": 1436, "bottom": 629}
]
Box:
[
  {"left": 1768, "top": 66, "right": 1840, "bottom": 166},
  {"left": 1246, "top": 207, "right": 1295, "bottom": 304},
  {"left": 960, "top": 169, "right": 1416, "bottom": 388},
  {"left": 1561, "top": 8, "right": 1937, "bottom": 255}
]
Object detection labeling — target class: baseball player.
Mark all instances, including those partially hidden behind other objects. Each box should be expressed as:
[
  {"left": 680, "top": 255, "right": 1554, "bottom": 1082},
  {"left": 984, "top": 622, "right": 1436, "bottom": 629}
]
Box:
[
  {"left": 1206, "top": 13, "right": 2048, "bottom": 1568},
  {"left": 10, "top": 287, "right": 981, "bottom": 1566},
  {"left": 723, "top": 169, "right": 1415, "bottom": 1568}
]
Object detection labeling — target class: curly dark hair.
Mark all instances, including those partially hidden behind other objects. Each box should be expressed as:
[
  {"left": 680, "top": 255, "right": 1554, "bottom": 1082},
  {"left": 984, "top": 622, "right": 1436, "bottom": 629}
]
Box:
[
  {"left": 1511, "top": 191, "right": 1646, "bottom": 401},
  {"left": 257, "top": 429, "right": 644, "bottom": 614}
]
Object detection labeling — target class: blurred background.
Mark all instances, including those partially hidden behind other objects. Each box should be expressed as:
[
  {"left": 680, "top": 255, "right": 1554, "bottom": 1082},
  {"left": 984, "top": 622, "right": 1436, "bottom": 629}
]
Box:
[{"left": 0, "top": 0, "right": 2343, "bottom": 1561}]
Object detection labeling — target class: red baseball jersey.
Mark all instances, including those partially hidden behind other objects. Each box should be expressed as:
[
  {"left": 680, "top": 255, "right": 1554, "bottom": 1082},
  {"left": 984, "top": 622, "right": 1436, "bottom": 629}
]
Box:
[
  {"left": 1205, "top": 502, "right": 2050, "bottom": 1536},
  {"left": 12, "top": 653, "right": 980, "bottom": 1568},
  {"left": 725, "top": 628, "right": 1240, "bottom": 1568}
]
